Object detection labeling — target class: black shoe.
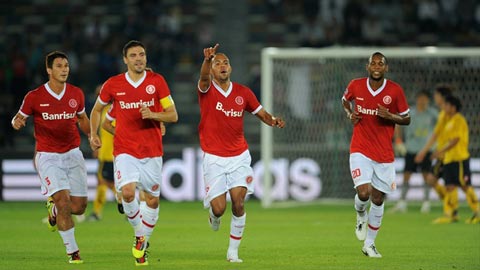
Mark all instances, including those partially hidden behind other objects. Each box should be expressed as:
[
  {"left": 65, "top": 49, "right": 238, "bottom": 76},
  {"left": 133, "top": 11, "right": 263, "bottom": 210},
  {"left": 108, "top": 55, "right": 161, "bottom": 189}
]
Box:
[{"left": 117, "top": 203, "right": 124, "bottom": 214}]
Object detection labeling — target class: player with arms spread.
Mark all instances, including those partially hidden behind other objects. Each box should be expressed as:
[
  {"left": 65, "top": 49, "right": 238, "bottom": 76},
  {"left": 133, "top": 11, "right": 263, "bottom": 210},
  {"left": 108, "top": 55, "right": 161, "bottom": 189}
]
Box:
[
  {"left": 342, "top": 52, "right": 410, "bottom": 258},
  {"left": 11, "top": 51, "right": 90, "bottom": 264},
  {"left": 198, "top": 44, "right": 285, "bottom": 263},
  {"left": 90, "top": 40, "right": 178, "bottom": 266}
]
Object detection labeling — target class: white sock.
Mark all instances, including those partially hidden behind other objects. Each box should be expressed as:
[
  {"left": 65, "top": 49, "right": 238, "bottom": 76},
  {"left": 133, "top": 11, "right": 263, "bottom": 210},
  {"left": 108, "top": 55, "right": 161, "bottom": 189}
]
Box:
[
  {"left": 365, "top": 203, "right": 384, "bottom": 247},
  {"left": 59, "top": 227, "right": 79, "bottom": 254},
  {"left": 355, "top": 194, "right": 369, "bottom": 218},
  {"left": 122, "top": 199, "right": 143, "bottom": 237},
  {"left": 228, "top": 213, "right": 246, "bottom": 254},
  {"left": 209, "top": 207, "right": 220, "bottom": 221},
  {"left": 139, "top": 201, "right": 147, "bottom": 217},
  {"left": 142, "top": 205, "right": 159, "bottom": 242}
]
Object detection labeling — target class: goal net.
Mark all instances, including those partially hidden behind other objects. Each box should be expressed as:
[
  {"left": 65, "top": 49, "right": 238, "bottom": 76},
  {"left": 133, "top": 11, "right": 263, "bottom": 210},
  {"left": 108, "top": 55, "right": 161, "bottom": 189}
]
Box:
[{"left": 260, "top": 47, "right": 480, "bottom": 207}]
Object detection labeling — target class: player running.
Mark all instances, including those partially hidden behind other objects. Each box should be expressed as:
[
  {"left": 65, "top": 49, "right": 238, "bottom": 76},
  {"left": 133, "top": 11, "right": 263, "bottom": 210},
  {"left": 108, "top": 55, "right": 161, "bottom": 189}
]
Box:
[
  {"left": 198, "top": 44, "right": 285, "bottom": 262},
  {"left": 11, "top": 51, "right": 90, "bottom": 264},
  {"left": 342, "top": 52, "right": 410, "bottom": 258},
  {"left": 90, "top": 40, "right": 178, "bottom": 266}
]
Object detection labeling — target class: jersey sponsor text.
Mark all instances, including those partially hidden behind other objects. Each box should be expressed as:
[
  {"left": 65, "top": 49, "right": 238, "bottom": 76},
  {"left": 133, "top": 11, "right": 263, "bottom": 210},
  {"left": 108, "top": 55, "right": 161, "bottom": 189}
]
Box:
[
  {"left": 216, "top": 102, "right": 243, "bottom": 117},
  {"left": 41, "top": 111, "right": 76, "bottom": 120},
  {"left": 119, "top": 98, "right": 154, "bottom": 109}
]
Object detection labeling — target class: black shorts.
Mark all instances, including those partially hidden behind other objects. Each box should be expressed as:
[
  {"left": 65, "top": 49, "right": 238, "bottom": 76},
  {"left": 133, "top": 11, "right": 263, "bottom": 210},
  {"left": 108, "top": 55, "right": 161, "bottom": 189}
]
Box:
[
  {"left": 430, "top": 159, "right": 444, "bottom": 179},
  {"left": 443, "top": 159, "right": 471, "bottom": 187},
  {"left": 404, "top": 152, "right": 432, "bottom": 173},
  {"left": 98, "top": 161, "right": 114, "bottom": 182}
]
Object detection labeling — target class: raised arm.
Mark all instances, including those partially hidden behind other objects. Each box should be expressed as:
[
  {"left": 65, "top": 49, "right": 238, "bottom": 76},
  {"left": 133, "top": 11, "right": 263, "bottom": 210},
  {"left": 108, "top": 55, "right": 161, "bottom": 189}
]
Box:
[
  {"left": 198, "top": 43, "right": 219, "bottom": 92},
  {"left": 255, "top": 108, "right": 285, "bottom": 128}
]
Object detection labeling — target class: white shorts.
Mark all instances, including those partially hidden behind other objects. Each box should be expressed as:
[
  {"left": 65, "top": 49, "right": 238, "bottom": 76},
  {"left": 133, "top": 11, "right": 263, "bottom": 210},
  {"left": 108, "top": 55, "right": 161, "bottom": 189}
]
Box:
[
  {"left": 35, "top": 147, "right": 88, "bottom": 197},
  {"left": 203, "top": 150, "right": 254, "bottom": 208},
  {"left": 114, "top": 154, "right": 163, "bottom": 197},
  {"left": 349, "top": 152, "right": 396, "bottom": 194}
]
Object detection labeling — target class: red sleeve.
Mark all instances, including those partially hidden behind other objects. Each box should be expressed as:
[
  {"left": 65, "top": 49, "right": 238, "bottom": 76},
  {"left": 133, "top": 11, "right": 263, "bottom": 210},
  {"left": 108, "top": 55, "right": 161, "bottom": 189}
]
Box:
[
  {"left": 77, "top": 88, "right": 86, "bottom": 114},
  {"left": 343, "top": 80, "right": 355, "bottom": 101},
  {"left": 99, "top": 81, "right": 112, "bottom": 104},
  {"left": 395, "top": 86, "right": 409, "bottom": 115},
  {"left": 19, "top": 91, "right": 34, "bottom": 116},
  {"left": 245, "top": 87, "right": 261, "bottom": 113}
]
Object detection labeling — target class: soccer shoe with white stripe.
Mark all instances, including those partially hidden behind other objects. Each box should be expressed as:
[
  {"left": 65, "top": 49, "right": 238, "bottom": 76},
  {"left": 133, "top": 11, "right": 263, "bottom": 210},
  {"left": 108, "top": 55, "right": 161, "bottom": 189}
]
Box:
[
  {"left": 362, "top": 244, "right": 382, "bottom": 258},
  {"left": 355, "top": 213, "right": 368, "bottom": 241},
  {"left": 227, "top": 250, "right": 243, "bottom": 263},
  {"left": 209, "top": 215, "right": 221, "bottom": 231},
  {"left": 68, "top": 250, "right": 84, "bottom": 264},
  {"left": 132, "top": 236, "right": 147, "bottom": 259},
  {"left": 46, "top": 198, "right": 57, "bottom": 232}
]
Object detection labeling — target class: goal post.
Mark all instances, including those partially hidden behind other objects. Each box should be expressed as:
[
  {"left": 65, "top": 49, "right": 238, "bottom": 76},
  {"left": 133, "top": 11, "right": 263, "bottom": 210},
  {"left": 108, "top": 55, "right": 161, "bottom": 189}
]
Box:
[{"left": 260, "top": 47, "right": 480, "bottom": 208}]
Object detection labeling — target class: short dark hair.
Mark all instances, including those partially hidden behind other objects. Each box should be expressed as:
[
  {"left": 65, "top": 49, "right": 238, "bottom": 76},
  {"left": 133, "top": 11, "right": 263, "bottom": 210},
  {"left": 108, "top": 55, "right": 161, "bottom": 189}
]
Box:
[
  {"left": 45, "top": 51, "right": 68, "bottom": 69},
  {"left": 434, "top": 84, "right": 454, "bottom": 98},
  {"left": 416, "top": 90, "right": 431, "bottom": 99},
  {"left": 444, "top": 95, "right": 462, "bottom": 112},
  {"left": 123, "top": 40, "right": 146, "bottom": 57},
  {"left": 369, "top": 52, "right": 387, "bottom": 64}
]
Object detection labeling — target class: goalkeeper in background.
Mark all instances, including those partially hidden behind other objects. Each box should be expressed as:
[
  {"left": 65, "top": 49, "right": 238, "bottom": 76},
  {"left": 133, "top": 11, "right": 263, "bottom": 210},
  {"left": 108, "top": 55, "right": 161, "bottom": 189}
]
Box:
[{"left": 391, "top": 90, "right": 437, "bottom": 213}]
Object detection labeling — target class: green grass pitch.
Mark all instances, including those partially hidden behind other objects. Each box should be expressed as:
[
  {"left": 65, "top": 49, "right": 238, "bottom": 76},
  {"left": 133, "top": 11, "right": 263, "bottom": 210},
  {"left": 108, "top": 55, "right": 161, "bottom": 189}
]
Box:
[{"left": 1, "top": 200, "right": 479, "bottom": 270}]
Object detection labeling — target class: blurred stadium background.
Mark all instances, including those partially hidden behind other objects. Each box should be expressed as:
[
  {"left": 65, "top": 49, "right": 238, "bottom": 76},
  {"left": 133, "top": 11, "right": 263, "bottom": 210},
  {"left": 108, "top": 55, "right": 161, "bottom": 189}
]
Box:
[{"left": 1, "top": 0, "right": 480, "bottom": 202}]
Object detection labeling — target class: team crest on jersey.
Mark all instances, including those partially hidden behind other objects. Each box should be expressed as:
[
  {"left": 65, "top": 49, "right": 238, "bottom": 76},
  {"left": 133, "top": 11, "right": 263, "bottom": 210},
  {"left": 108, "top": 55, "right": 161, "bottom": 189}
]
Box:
[
  {"left": 146, "top": 85, "right": 156, "bottom": 94},
  {"left": 152, "top": 184, "right": 159, "bottom": 191},
  {"left": 246, "top": 176, "right": 253, "bottom": 184},
  {"left": 235, "top": 96, "right": 244, "bottom": 105},
  {"left": 68, "top": 99, "right": 77, "bottom": 108},
  {"left": 383, "top": 95, "right": 392, "bottom": 105}
]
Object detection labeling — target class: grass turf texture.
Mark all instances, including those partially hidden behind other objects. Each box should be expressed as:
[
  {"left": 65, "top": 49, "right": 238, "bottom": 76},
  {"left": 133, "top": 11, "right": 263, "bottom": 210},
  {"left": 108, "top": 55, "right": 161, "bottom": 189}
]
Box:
[{"left": 1, "top": 201, "right": 479, "bottom": 270}]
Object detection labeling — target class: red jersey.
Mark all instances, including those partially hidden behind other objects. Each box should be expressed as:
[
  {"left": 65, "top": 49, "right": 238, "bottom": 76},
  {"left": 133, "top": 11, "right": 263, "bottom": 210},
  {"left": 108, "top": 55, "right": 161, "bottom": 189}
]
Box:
[
  {"left": 19, "top": 83, "right": 85, "bottom": 153},
  {"left": 99, "top": 71, "right": 173, "bottom": 158},
  {"left": 343, "top": 78, "right": 409, "bottom": 163},
  {"left": 198, "top": 81, "right": 262, "bottom": 157}
]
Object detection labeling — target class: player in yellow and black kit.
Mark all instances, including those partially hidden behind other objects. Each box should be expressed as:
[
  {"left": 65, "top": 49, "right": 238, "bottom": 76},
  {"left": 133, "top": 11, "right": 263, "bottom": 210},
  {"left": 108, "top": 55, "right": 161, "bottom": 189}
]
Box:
[{"left": 430, "top": 96, "right": 479, "bottom": 224}]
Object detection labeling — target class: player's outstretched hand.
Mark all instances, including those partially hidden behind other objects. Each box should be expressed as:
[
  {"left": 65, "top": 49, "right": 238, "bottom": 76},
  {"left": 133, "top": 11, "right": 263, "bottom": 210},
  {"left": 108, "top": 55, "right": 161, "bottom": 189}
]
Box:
[
  {"left": 11, "top": 115, "right": 27, "bottom": 130},
  {"left": 414, "top": 150, "right": 426, "bottom": 163},
  {"left": 89, "top": 134, "right": 102, "bottom": 151},
  {"left": 271, "top": 116, "right": 285, "bottom": 128},
  {"left": 204, "top": 43, "right": 219, "bottom": 61},
  {"left": 349, "top": 111, "right": 362, "bottom": 125}
]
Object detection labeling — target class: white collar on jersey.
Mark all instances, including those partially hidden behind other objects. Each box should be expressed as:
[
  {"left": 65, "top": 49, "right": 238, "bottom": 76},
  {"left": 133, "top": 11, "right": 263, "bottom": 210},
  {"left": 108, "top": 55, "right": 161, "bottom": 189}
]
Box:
[
  {"left": 125, "top": 71, "right": 147, "bottom": 88},
  {"left": 366, "top": 78, "right": 387, "bottom": 97},
  {"left": 44, "top": 82, "right": 66, "bottom": 100},
  {"left": 212, "top": 80, "right": 233, "bottom": 97}
]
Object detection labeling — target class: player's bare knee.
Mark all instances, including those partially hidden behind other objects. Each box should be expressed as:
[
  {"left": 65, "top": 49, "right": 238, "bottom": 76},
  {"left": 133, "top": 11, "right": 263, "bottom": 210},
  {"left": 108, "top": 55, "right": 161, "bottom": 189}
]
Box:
[{"left": 232, "top": 200, "right": 245, "bottom": 217}]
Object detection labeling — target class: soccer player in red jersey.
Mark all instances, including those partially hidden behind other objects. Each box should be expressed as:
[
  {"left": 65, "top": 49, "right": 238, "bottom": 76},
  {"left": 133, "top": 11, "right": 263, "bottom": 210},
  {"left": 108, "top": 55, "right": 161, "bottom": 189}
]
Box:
[
  {"left": 198, "top": 44, "right": 285, "bottom": 263},
  {"left": 11, "top": 51, "right": 90, "bottom": 264},
  {"left": 90, "top": 40, "right": 178, "bottom": 266},
  {"left": 342, "top": 52, "right": 410, "bottom": 258}
]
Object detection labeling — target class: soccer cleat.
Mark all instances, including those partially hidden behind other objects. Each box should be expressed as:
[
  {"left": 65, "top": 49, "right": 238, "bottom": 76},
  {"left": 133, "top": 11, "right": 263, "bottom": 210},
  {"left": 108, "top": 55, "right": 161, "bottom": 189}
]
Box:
[
  {"left": 132, "top": 236, "right": 147, "bottom": 258},
  {"left": 465, "top": 214, "right": 480, "bottom": 224},
  {"left": 432, "top": 215, "right": 459, "bottom": 224},
  {"left": 227, "top": 250, "right": 243, "bottom": 263},
  {"left": 208, "top": 216, "right": 220, "bottom": 231},
  {"left": 117, "top": 203, "right": 125, "bottom": 214},
  {"left": 46, "top": 198, "right": 57, "bottom": 232},
  {"left": 362, "top": 244, "right": 382, "bottom": 258},
  {"left": 420, "top": 201, "right": 431, "bottom": 213},
  {"left": 389, "top": 200, "right": 407, "bottom": 213},
  {"left": 355, "top": 213, "right": 368, "bottom": 241},
  {"left": 68, "top": 250, "right": 84, "bottom": 264}
]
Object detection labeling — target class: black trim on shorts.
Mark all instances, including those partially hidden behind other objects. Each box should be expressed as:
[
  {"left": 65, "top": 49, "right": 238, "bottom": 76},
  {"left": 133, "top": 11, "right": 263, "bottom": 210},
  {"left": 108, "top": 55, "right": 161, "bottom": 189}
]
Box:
[
  {"left": 98, "top": 161, "right": 114, "bottom": 182},
  {"left": 404, "top": 152, "right": 432, "bottom": 173}
]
